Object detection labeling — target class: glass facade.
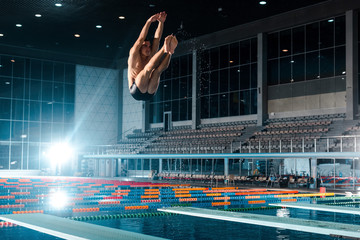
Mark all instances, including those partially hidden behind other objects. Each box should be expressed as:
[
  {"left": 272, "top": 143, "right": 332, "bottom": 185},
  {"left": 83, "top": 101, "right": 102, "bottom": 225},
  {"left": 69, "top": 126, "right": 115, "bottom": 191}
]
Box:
[
  {"left": 149, "top": 54, "right": 193, "bottom": 123},
  {"left": 267, "top": 16, "right": 346, "bottom": 85},
  {"left": 199, "top": 38, "right": 258, "bottom": 119},
  {"left": 0, "top": 55, "right": 75, "bottom": 170}
]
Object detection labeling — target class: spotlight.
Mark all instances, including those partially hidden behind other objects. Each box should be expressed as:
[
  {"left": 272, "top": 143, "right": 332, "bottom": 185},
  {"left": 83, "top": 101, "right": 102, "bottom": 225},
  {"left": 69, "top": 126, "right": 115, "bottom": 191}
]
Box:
[
  {"left": 259, "top": 1, "right": 267, "bottom": 5},
  {"left": 47, "top": 143, "right": 74, "bottom": 165}
]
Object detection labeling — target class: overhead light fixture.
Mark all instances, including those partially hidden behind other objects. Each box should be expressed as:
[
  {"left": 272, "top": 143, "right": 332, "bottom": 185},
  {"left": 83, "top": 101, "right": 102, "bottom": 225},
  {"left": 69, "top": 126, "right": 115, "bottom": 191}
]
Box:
[
  {"left": 342, "top": 71, "right": 346, "bottom": 74},
  {"left": 11, "top": 59, "right": 15, "bottom": 63},
  {"left": 96, "top": 25, "right": 102, "bottom": 29},
  {"left": 21, "top": 134, "right": 27, "bottom": 139},
  {"left": 55, "top": 3, "right": 62, "bottom": 7},
  {"left": 149, "top": 4, "right": 155, "bottom": 7},
  {"left": 328, "top": 19, "right": 334, "bottom": 23},
  {"left": 16, "top": 24, "right": 22, "bottom": 27},
  {"left": 119, "top": 16, "right": 125, "bottom": 20},
  {"left": 259, "top": 1, "right": 267, "bottom": 5},
  {"left": 35, "top": 14, "right": 42, "bottom": 17},
  {"left": 5, "top": 81, "right": 10, "bottom": 85},
  {"left": 74, "top": 34, "right": 80, "bottom": 38},
  {"left": 229, "top": 60, "right": 234, "bottom": 63},
  {"left": 282, "top": 49, "right": 288, "bottom": 52},
  {"left": 0, "top": 33, "right": 3, "bottom": 37}
]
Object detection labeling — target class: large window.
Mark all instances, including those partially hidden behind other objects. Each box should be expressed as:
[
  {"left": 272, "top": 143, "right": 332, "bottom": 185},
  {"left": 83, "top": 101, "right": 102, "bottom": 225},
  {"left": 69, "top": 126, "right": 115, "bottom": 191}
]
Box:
[
  {"left": 200, "top": 38, "right": 258, "bottom": 119},
  {"left": 149, "top": 54, "right": 192, "bottom": 123},
  {"left": 268, "top": 15, "right": 346, "bottom": 85},
  {"left": 0, "top": 55, "right": 75, "bottom": 170}
]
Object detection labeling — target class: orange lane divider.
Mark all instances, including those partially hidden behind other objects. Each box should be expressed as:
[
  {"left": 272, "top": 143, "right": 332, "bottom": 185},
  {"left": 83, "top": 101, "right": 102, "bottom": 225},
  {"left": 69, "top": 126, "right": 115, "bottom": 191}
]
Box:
[
  {"left": 15, "top": 199, "right": 39, "bottom": 203},
  {"left": 175, "top": 194, "right": 192, "bottom": 198},
  {"left": 235, "top": 190, "right": 298, "bottom": 196},
  {"left": 204, "top": 188, "right": 269, "bottom": 193},
  {"left": 73, "top": 207, "right": 99, "bottom": 212},
  {"left": 179, "top": 198, "right": 197, "bottom": 202},
  {"left": 172, "top": 188, "right": 207, "bottom": 191},
  {"left": 140, "top": 195, "right": 159, "bottom": 199},
  {"left": 211, "top": 187, "right": 237, "bottom": 190},
  {"left": 10, "top": 192, "right": 30, "bottom": 195},
  {"left": 212, "top": 202, "right": 231, "bottom": 206},
  {"left": 214, "top": 197, "right": 231, "bottom": 200},
  {"left": 0, "top": 196, "right": 15, "bottom": 199},
  {"left": 13, "top": 210, "right": 43, "bottom": 214},
  {"left": 245, "top": 196, "right": 261, "bottom": 199},
  {"left": 248, "top": 200, "right": 266, "bottom": 204},
  {"left": 206, "top": 193, "right": 222, "bottom": 197},
  {"left": 281, "top": 199, "right": 297, "bottom": 202},
  {"left": 125, "top": 205, "right": 149, "bottom": 210},
  {"left": 274, "top": 193, "right": 335, "bottom": 198},
  {"left": 143, "top": 191, "right": 160, "bottom": 195},
  {"left": 84, "top": 190, "right": 100, "bottom": 193},
  {"left": 0, "top": 204, "right": 25, "bottom": 209}
]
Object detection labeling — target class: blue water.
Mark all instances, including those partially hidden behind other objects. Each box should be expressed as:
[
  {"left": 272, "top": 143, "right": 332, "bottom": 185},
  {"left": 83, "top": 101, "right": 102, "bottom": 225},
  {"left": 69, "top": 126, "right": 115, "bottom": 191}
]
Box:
[{"left": 1, "top": 207, "right": 359, "bottom": 240}]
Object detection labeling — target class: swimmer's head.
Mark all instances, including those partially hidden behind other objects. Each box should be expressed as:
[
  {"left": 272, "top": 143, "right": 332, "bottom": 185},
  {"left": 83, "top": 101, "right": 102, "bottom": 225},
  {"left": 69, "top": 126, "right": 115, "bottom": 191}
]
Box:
[{"left": 140, "top": 39, "right": 151, "bottom": 56}]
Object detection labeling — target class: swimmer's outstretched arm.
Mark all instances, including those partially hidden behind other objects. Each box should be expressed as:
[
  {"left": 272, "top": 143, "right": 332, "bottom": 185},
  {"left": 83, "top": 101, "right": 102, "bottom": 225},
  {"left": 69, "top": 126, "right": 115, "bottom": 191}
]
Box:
[
  {"left": 130, "top": 13, "right": 159, "bottom": 54},
  {"left": 151, "top": 11, "right": 167, "bottom": 56}
]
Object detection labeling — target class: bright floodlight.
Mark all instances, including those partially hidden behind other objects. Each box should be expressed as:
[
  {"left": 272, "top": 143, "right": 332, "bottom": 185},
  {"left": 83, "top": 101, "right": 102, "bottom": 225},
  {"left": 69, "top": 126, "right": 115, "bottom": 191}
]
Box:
[
  {"left": 48, "top": 143, "right": 73, "bottom": 164},
  {"left": 49, "top": 191, "right": 68, "bottom": 209}
]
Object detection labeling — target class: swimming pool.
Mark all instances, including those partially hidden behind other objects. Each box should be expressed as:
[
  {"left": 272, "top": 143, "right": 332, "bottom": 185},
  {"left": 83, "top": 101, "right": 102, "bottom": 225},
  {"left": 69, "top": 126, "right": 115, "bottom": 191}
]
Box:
[{"left": 0, "top": 177, "right": 358, "bottom": 239}]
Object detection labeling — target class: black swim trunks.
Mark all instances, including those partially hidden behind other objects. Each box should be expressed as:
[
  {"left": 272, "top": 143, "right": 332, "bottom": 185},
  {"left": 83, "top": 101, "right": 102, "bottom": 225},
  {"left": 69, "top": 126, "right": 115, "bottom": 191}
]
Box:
[{"left": 129, "top": 82, "right": 155, "bottom": 101}]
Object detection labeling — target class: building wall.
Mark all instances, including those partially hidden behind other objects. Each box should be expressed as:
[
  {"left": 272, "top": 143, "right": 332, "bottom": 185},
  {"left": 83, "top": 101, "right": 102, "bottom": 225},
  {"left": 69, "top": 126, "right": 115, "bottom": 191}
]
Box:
[{"left": 75, "top": 65, "right": 119, "bottom": 146}]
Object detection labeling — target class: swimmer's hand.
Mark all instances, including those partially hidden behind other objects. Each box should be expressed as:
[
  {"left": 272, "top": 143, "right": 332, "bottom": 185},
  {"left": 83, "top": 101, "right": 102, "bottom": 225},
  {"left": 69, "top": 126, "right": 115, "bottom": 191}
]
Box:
[
  {"left": 158, "top": 11, "right": 167, "bottom": 23},
  {"left": 148, "top": 13, "right": 159, "bottom": 23}
]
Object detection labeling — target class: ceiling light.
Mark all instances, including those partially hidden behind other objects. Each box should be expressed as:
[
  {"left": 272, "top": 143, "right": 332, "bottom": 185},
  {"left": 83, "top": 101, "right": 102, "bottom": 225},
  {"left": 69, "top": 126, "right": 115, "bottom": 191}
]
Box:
[
  {"left": 0, "top": 34, "right": 3, "bottom": 37},
  {"left": 55, "top": 3, "right": 62, "bottom": 7},
  {"left": 218, "top": 7, "right": 223, "bottom": 12},
  {"left": 282, "top": 49, "right": 288, "bottom": 52},
  {"left": 5, "top": 81, "right": 10, "bottom": 85},
  {"left": 11, "top": 59, "right": 15, "bottom": 63},
  {"left": 16, "top": 24, "right": 22, "bottom": 27},
  {"left": 229, "top": 60, "right": 234, "bottom": 63},
  {"left": 149, "top": 4, "right": 155, "bottom": 7},
  {"left": 342, "top": 71, "right": 346, "bottom": 74},
  {"left": 119, "top": 16, "right": 125, "bottom": 20},
  {"left": 35, "top": 14, "right": 42, "bottom": 17},
  {"left": 21, "top": 134, "right": 27, "bottom": 139},
  {"left": 74, "top": 34, "right": 80, "bottom": 38},
  {"left": 96, "top": 25, "right": 102, "bottom": 29},
  {"left": 290, "top": 60, "right": 295, "bottom": 63},
  {"left": 259, "top": 1, "right": 267, "bottom": 5},
  {"left": 328, "top": 19, "right": 334, "bottom": 23}
]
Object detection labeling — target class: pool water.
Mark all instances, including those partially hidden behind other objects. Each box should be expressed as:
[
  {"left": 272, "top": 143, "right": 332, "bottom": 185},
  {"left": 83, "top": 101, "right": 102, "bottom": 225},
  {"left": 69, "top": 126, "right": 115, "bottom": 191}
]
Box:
[{"left": 1, "top": 205, "right": 359, "bottom": 239}]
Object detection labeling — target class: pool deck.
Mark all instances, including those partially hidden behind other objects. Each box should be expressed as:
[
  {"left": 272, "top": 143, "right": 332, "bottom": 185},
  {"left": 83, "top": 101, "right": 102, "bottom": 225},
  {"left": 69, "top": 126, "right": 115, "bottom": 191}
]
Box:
[
  {"left": 270, "top": 202, "right": 360, "bottom": 215},
  {"left": 159, "top": 207, "right": 360, "bottom": 239},
  {"left": 0, "top": 213, "right": 168, "bottom": 240}
]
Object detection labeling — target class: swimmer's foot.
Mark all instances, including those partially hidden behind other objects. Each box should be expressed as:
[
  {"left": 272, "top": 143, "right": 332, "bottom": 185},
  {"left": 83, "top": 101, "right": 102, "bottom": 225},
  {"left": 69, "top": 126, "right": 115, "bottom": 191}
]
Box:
[{"left": 168, "top": 35, "right": 178, "bottom": 55}]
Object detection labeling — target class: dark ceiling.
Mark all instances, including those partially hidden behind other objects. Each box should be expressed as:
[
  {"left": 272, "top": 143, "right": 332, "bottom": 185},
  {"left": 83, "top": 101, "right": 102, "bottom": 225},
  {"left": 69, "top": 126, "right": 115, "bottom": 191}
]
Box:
[{"left": 0, "top": 0, "right": 329, "bottom": 62}]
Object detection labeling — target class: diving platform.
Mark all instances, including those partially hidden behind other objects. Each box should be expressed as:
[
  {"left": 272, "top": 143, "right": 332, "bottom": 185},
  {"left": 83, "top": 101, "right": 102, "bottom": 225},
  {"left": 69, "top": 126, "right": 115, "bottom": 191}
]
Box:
[
  {"left": 0, "top": 213, "right": 167, "bottom": 240},
  {"left": 270, "top": 202, "right": 360, "bottom": 215},
  {"left": 158, "top": 207, "right": 360, "bottom": 239}
]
